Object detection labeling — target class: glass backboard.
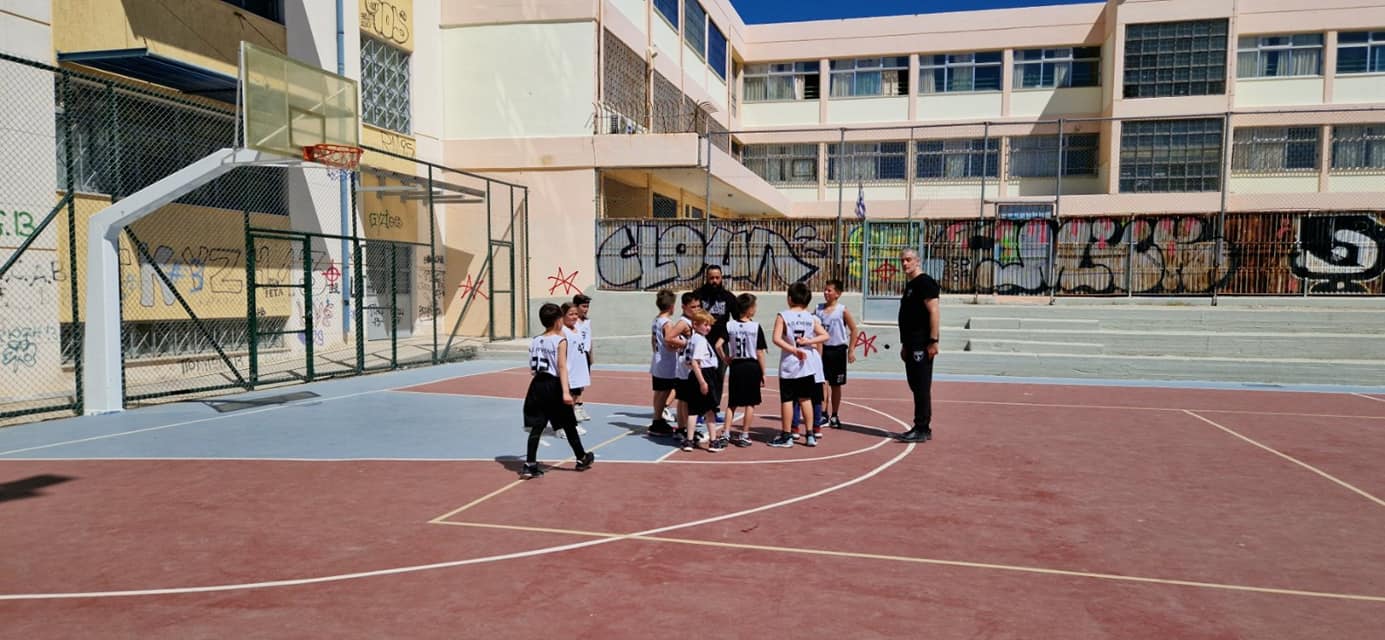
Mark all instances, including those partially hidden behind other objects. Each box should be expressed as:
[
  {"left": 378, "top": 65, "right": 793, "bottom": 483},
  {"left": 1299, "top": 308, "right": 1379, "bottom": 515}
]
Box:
[{"left": 240, "top": 42, "right": 359, "bottom": 160}]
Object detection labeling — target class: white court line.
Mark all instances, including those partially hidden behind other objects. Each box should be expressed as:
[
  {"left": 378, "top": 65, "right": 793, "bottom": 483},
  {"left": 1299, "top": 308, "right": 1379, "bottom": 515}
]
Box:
[
  {"left": 1353, "top": 393, "right": 1385, "bottom": 405},
  {"left": 846, "top": 395, "right": 1385, "bottom": 421},
  {"left": 0, "top": 367, "right": 511, "bottom": 457},
  {"left": 1182, "top": 410, "right": 1385, "bottom": 509},
  {"left": 0, "top": 411, "right": 917, "bottom": 600}
]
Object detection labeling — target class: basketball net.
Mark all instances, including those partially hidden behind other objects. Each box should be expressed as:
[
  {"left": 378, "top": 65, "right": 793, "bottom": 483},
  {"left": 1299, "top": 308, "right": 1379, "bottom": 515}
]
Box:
[{"left": 303, "top": 143, "right": 362, "bottom": 182}]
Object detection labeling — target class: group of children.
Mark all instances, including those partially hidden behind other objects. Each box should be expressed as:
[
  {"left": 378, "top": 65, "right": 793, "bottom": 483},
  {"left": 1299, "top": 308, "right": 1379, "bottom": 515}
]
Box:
[
  {"left": 520, "top": 281, "right": 858, "bottom": 479},
  {"left": 648, "top": 279, "right": 859, "bottom": 452}
]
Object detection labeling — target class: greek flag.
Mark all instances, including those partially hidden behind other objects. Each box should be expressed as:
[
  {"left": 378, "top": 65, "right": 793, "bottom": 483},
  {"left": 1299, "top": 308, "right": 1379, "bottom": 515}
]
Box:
[{"left": 854, "top": 182, "right": 866, "bottom": 219}]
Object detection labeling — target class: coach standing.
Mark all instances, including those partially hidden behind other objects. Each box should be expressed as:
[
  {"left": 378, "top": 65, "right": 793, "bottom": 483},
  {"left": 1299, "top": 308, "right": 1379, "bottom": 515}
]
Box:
[
  {"left": 896, "top": 249, "right": 940, "bottom": 442},
  {"left": 695, "top": 265, "right": 739, "bottom": 420}
]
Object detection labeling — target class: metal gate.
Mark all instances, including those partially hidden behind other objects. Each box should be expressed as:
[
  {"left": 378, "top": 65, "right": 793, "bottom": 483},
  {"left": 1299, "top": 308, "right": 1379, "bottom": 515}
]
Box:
[{"left": 857, "top": 220, "right": 926, "bottom": 321}]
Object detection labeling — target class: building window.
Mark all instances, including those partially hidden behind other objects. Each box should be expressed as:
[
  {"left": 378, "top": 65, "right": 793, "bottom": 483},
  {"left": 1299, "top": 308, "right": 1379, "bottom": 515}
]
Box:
[
  {"left": 361, "top": 36, "right": 410, "bottom": 134},
  {"left": 1123, "top": 19, "right": 1228, "bottom": 98},
  {"left": 1008, "top": 133, "right": 1099, "bottom": 178},
  {"left": 1013, "top": 47, "right": 1101, "bottom": 89},
  {"left": 920, "top": 52, "right": 1002, "bottom": 93},
  {"left": 653, "top": 0, "right": 678, "bottom": 29},
  {"left": 1237, "top": 34, "right": 1322, "bottom": 78},
  {"left": 743, "top": 62, "right": 820, "bottom": 101},
  {"left": 915, "top": 138, "right": 999, "bottom": 180},
  {"left": 1119, "top": 118, "right": 1224, "bottom": 193},
  {"left": 708, "top": 22, "right": 728, "bottom": 79},
  {"left": 742, "top": 143, "right": 818, "bottom": 185},
  {"left": 222, "top": 0, "right": 282, "bottom": 23},
  {"left": 1231, "top": 127, "right": 1319, "bottom": 173},
  {"left": 827, "top": 142, "right": 908, "bottom": 183},
  {"left": 1337, "top": 31, "right": 1385, "bottom": 74},
  {"left": 1331, "top": 125, "right": 1385, "bottom": 170},
  {"left": 686, "top": 204, "right": 705, "bottom": 219},
  {"left": 652, "top": 193, "right": 679, "bottom": 218},
  {"left": 829, "top": 57, "right": 909, "bottom": 97},
  {"left": 684, "top": 1, "right": 706, "bottom": 61}
]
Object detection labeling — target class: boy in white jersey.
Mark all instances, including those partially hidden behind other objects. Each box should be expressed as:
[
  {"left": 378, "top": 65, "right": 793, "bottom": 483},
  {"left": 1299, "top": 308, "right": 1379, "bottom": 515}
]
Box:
[
  {"left": 647, "top": 289, "right": 679, "bottom": 436},
  {"left": 662, "top": 292, "right": 701, "bottom": 438},
  {"left": 520, "top": 303, "right": 595, "bottom": 479},
  {"left": 815, "top": 279, "right": 859, "bottom": 429},
  {"left": 676, "top": 310, "right": 722, "bottom": 452},
  {"left": 723, "top": 293, "right": 767, "bottom": 448},
  {"left": 571, "top": 294, "right": 594, "bottom": 421},
  {"left": 769, "top": 283, "right": 829, "bottom": 448},
  {"left": 559, "top": 303, "right": 590, "bottom": 436}
]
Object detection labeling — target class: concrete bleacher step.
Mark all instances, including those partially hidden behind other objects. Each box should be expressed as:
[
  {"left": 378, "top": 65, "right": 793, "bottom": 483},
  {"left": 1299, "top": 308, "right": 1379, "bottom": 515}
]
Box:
[
  {"left": 966, "top": 317, "right": 1101, "bottom": 331},
  {"left": 965, "top": 339, "right": 1104, "bottom": 355},
  {"left": 929, "top": 351, "right": 1385, "bottom": 386}
]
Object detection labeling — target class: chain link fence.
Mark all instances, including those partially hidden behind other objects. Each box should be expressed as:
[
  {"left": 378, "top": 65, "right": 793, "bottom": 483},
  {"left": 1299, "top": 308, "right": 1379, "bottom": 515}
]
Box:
[{"left": 0, "top": 53, "right": 528, "bottom": 423}]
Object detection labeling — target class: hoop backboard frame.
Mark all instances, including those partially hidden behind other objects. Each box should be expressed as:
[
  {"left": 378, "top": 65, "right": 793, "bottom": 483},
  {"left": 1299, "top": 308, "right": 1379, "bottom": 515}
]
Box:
[{"left": 238, "top": 42, "right": 360, "bottom": 163}]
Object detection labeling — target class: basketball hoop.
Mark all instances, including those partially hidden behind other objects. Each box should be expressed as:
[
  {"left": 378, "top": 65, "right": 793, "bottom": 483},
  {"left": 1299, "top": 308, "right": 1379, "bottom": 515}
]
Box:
[{"left": 303, "top": 143, "right": 362, "bottom": 182}]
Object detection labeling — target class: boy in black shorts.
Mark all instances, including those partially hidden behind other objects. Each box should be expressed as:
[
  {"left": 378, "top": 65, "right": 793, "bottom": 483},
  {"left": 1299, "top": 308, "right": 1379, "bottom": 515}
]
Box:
[
  {"left": 723, "top": 293, "right": 767, "bottom": 447},
  {"left": 520, "top": 303, "right": 596, "bottom": 479}
]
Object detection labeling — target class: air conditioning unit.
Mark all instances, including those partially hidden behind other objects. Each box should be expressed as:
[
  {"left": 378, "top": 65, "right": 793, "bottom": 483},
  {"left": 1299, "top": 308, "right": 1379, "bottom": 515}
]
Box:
[{"left": 605, "top": 113, "right": 643, "bottom": 135}]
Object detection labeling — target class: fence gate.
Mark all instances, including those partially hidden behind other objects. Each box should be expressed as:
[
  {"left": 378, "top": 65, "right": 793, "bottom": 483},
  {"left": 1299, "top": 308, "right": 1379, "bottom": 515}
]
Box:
[{"left": 857, "top": 220, "right": 926, "bottom": 322}]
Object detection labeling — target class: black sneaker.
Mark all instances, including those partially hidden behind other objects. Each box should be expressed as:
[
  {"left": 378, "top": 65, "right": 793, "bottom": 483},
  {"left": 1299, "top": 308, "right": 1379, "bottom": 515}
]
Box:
[
  {"left": 648, "top": 420, "right": 675, "bottom": 436},
  {"left": 767, "top": 433, "right": 794, "bottom": 448},
  {"left": 519, "top": 463, "right": 545, "bottom": 479},
  {"left": 897, "top": 429, "right": 931, "bottom": 443},
  {"left": 575, "top": 451, "right": 595, "bottom": 471},
  {"left": 829, "top": 415, "right": 842, "bottom": 429},
  {"left": 732, "top": 433, "right": 754, "bottom": 448}
]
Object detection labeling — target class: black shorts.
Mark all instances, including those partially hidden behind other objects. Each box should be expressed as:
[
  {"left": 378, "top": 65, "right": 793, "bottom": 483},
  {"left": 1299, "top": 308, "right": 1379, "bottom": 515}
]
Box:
[
  {"left": 779, "top": 375, "right": 820, "bottom": 403},
  {"left": 677, "top": 367, "right": 720, "bottom": 416},
  {"left": 523, "top": 375, "right": 576, "bottom": 431},
  {"left": 727, "top": 360, "right": 763, "bottom": 408},
  {"left": 570, "top": 386, "right": 585, "bottom": 396},
  {"left": 652, "top": 376, "right": 677, "bottom": 392},
  {"left": 823, "top": 345, "right": 848, "bottom": 386}
]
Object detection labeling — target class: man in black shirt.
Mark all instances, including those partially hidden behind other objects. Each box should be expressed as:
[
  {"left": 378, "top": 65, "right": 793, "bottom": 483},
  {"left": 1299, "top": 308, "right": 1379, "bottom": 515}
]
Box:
[
  {"left": 695, "top": 265, "right": 739, "bottom": 420},
  {"left": 896, "top": 249, "right": 940, "bottom": 442}
]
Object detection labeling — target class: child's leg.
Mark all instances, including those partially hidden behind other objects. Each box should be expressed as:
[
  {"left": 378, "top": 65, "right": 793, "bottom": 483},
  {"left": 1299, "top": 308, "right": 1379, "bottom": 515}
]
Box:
[
  {"left": 703, "top": 409, "right": 720, "bottom": 439},
  {"left": 780, "top": 401, "right": 794, "bottom": 433},
  {"left": 739, "top": 406, "right": 755, "bottom": 436},
  {"left": 830, "top": 384, "right": 843, "bottom": 417},
  {"left": 799, "top": 398, "right": 815, "bottom": 435},
  {"left": 652, "top": 389, "right": 670, "bottom": 420},
  {"left": 556, "top": 422, "right": 589, "bottom": 459},
  {"left": 682, "top": 401, "right": 697, "bottom": 443},
  {"left": 524, "top": 414, "right": 546, "bottom": 463}
]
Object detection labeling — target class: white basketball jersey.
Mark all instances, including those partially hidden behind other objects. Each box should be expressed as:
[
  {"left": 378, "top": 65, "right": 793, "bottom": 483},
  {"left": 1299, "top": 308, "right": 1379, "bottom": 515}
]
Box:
[
  {"left": 528, "top": 334, "right": 562, "bottom": 376},
  {"left": 565, "top": 327, "right": 591, "bottom": 388},
  {"left": 726, "top": 319, "right": 765, "bottom": 361},
  {"left": 777, "top": 310, "right": 820, "bottom": 379},
  {"left": 815, "top": 303, "right": 849, "bottom": 347}
]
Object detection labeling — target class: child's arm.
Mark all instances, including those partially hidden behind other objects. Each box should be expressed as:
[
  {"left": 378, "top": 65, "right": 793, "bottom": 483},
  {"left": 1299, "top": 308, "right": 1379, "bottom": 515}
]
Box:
[
  {"left": 795, "top": 318, "right": 831, "bottom": 347},
  {"left": 757, "top": 348, "right": 767, "bottom": 387},
  {"left": 772, "top": 315, "right": 806, "bottom": 361},
  {"left": 844, "top": 307, "right": 860, "bottom": 363},
  {"left": 557, "top": 338, "right": 574, "bottom": 405},
  {"left": 691, "top": 358, "right": 709, "bottom": 394},
  {"left": 663, "top": 319, "right": 690, "bottom": 350},
  {"left": 714, "top": 336, "right": 728, "bottom": 364}
]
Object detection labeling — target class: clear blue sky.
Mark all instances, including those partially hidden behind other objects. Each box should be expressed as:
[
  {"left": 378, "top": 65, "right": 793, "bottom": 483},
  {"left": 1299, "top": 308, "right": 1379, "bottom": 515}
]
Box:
[{"left": 731, "top": 0, "right": 1100, "bottom": 24}]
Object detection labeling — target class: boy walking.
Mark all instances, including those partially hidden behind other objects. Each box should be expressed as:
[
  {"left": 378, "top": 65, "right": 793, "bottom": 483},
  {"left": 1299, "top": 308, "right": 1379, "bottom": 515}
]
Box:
[
  {"left": 769, "top": 283, "right": 829, "bottom": 448},
  {"left": 521, "top": 303, "right": 595, "bottom": 479}
]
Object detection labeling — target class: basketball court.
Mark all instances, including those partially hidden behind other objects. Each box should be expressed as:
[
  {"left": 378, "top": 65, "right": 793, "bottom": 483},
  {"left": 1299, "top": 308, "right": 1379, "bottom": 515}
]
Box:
[{"left": 2, "top": 361, "right": 1383, "bottom": 638}]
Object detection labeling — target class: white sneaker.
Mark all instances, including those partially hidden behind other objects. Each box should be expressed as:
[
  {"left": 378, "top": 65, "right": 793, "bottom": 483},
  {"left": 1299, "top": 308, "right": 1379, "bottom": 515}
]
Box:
[
  {"left": 575, "top": 406, "right": 592, "bottom": 421},
  {"left": 576, "top": 425, "right": 588, "bottom": 435},
  {"left": 662, "top": 406, "right": 677, "bottom": 423}
]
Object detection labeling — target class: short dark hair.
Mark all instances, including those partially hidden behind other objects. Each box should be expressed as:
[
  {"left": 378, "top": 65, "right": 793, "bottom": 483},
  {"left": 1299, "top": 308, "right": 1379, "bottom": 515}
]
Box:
[
  {"left": 705, "top": 264, "right": 723, "bottom": 274},
  {"left": 681, "top": 291, "right": 699, "bottom": 306},
  {"left": 825, "top": 279, "right": 844, "bottom": 291},
  {"left": 787, "top": 282, "right": 811, "bottom": 306},
  {"left": 656, "top": 289, "right": 676, "bottom": 312},
  {"left": 736, "top": 293, "right": 757, "bottom": 317},
  {"left": 573, "top": 294, "right": 592, "bottom": 305},
  {"left": 539, "top": 303, "right": 563, "bottom": 328}
]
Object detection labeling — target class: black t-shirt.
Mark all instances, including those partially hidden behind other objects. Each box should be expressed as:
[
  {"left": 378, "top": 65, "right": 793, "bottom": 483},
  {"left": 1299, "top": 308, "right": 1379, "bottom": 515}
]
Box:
[
  {"left": 898, "top": 273, "right": 941, "bottom": 349},
  {"left": 695, "top": 284, "right": 739, "bottom": 350}
]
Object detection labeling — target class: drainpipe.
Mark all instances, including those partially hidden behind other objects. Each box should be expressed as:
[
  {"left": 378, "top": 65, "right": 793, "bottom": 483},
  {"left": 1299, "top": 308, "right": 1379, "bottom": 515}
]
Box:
[{"left": 337, "top": 0, "right": 352, "bottom": 335}]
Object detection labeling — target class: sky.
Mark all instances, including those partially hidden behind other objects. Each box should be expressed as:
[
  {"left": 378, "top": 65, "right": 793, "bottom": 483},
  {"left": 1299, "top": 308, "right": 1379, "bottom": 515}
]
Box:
[{"left": 730, "top": 0, "right": 1100, "bottom": 25}]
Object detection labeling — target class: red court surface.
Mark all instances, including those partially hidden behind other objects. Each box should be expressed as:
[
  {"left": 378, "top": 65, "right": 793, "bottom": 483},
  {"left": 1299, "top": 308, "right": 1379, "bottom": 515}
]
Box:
[{"left": 2, "top": 368, "right": 1384, "bottom": 638}]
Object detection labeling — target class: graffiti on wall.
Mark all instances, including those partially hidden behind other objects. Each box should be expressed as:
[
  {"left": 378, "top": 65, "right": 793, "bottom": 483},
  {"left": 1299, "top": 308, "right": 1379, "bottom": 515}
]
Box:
[
  {"left": 361, "top": 0, "right": 411, "bottom": 47},
  {"left": 1290, "top": 214, "right": 1385, "bottom": 293},
  {"left": 597, "top": 222, "right": 828, "bottom": 290}
]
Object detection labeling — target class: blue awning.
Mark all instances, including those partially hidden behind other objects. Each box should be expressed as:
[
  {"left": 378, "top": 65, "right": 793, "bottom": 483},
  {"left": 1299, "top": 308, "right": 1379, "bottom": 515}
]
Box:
[{"left": 58, "top": 49, "right": 239, "bottom": 103}]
